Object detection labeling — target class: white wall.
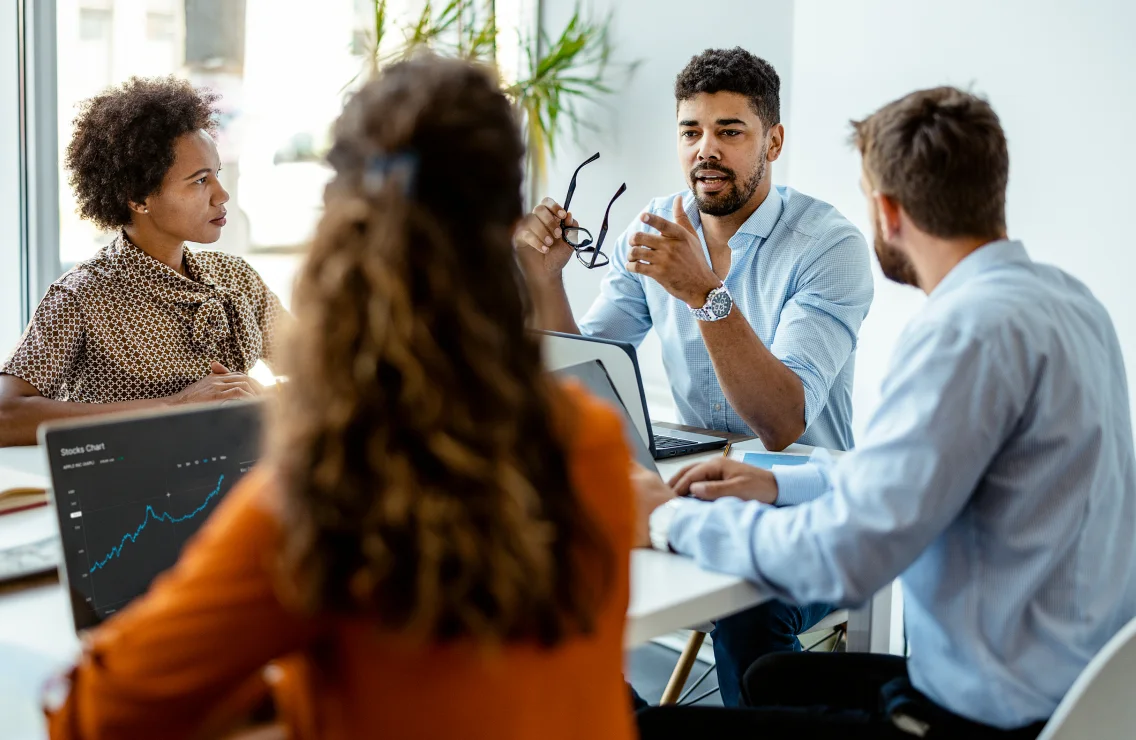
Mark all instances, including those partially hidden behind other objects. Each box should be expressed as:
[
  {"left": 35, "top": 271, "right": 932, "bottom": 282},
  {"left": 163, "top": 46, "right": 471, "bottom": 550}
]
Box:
[
  {"left": 539, "top": 0, "right": 796, "bottom": 418},
  {"left": 786, "top": 0, "right": 1136, "bottom": 437}
]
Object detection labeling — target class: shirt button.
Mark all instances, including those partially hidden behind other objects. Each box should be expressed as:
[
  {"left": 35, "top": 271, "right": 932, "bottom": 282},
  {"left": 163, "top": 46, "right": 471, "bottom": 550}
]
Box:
[{"left": 714, "top": 403, "right": 723, "bottom": 411}]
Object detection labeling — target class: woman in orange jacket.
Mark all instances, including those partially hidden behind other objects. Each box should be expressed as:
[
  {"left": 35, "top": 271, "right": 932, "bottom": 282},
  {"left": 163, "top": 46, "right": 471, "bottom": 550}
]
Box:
[{"left": 46, "top": 55, "right": 637, "bottom": 740}]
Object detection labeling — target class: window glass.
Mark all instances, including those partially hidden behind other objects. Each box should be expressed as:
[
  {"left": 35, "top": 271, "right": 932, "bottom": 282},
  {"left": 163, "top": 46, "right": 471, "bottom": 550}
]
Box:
[
  {"left": 0, "top": 2, "right": 23, "bottom": 349},
  {"left": 56, "top": 0, "right": 529, "bottom": 308}
]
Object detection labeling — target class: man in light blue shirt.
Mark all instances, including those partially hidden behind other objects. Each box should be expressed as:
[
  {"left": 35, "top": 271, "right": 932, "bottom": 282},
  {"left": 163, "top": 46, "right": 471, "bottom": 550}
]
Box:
[
  {"left": 635, "top": 87, "right": 1136, "bottom": 739},
  {"left": 516, "top": 48, "right": 873, "bottom": 706}
]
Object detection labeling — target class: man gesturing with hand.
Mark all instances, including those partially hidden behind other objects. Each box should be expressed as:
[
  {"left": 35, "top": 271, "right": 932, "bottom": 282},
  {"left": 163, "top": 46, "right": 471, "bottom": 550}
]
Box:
[{"left": 516, "top": 47, "right": 874, "bottom": 708}]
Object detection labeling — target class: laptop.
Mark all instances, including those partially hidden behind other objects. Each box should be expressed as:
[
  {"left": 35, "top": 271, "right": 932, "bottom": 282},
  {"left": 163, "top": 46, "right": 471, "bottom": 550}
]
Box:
[
  {"left": 555, "top": 360, "right": 659, "bottom": 474},
  {"left": 40, "top": 401, "right": 263, "bottom": 632},
  {"left": 540, "top": 331, "right": 728, "bottom": 459}
]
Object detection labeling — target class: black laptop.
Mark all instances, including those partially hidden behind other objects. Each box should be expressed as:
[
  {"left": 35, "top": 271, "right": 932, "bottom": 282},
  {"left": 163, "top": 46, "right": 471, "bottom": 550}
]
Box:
[
  {"left": 555, "top": 360, "right": 660, "bottom": 473},
  {"left": 40, "top": 401, "right": 263, "bottom": 631},
  {"left": 540, "top": 331, "right": 728, "bottom": 459}
]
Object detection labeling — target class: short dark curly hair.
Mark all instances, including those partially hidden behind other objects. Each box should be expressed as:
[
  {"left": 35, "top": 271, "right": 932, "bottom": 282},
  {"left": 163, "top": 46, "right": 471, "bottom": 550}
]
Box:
[
  {"left": 674, "top": 47, "right": 780, "bottom": 129},
  {"left": 64, "top": 76, "right": 219, "bottom": 230}
]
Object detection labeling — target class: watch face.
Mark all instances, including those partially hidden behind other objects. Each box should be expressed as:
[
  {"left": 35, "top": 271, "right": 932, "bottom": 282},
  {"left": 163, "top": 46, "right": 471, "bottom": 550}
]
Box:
[{"left": 709, "top": 289, "right": 732, "bottom": 317}]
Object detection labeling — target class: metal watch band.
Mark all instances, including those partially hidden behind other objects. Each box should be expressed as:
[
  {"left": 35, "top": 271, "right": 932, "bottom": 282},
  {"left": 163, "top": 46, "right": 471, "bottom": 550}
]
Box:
[{"left": 690, "top": 282, "right": 733, "bottom": 322}]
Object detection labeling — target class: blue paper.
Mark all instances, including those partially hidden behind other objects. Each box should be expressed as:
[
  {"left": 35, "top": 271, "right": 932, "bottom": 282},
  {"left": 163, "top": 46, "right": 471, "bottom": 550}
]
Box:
[{"left": 741, "top": 452, "right": 811, "bottom": 470}]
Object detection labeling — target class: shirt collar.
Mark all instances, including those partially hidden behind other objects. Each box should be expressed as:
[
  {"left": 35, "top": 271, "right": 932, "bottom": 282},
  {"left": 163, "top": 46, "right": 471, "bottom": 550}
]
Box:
[
  {"left": 113, "top": 232, "right": 216, "bottom": 288},
  {"left": 929, "top": 239, "right": 1031, "bottom": 299},
  {"left": 683, "top": 185, "right": 785, "bottom": 251}
]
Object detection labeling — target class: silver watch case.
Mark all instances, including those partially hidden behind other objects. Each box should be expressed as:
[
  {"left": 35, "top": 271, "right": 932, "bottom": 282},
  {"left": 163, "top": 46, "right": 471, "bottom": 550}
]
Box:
[{"left": 691, "top": 283, "right": 733, "bottom": 322}]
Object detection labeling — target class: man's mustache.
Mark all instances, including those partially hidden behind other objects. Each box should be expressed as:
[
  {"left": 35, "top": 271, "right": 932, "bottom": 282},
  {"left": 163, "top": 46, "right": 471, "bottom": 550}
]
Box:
[{"left": 690, "top": 164, "right": 737, "bottom": 180}]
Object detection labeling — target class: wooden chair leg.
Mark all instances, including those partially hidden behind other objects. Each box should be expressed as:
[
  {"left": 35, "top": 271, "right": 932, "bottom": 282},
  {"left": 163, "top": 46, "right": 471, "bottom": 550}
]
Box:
[{"left": 660, "top": 631, "right": 707, "bottom": 705}]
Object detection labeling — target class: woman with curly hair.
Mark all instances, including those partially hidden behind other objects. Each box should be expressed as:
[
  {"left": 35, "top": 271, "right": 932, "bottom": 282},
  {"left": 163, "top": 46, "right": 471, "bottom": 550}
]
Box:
[
  {"left": 44, "top": 56, "right": 638, "bottom": 740},
  {"left": 0, "top": 77, "right": 282, "bottom": 446}
]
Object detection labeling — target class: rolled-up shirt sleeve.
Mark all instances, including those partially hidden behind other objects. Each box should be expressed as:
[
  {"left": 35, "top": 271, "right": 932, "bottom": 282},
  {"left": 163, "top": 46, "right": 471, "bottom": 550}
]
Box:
[
  {"left": 771, "top": 451, "right": 835, "bottom": 506},
  {"left": 669, "top": 320, "right": 1025, "bottom": 606},
  {"left": 770, "top": 228, "right": 873, "bottom": 430},
  {"left": 577, "top": 219, "right": 653, "bottom": 346},
  {"left": 1, "top": 285, "right": 86, "bottom": 399}
]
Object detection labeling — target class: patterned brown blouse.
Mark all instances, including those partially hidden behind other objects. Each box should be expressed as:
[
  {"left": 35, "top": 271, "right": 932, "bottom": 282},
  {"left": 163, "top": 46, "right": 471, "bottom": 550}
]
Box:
[{"left": 1, "top": 234, "right": 285, "bottom": 403}]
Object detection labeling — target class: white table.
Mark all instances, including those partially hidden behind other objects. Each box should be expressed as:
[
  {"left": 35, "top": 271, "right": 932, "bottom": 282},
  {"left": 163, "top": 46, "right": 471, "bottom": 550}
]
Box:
[{"left": 0, "top": 443, "right": 769, "bottom": 733}]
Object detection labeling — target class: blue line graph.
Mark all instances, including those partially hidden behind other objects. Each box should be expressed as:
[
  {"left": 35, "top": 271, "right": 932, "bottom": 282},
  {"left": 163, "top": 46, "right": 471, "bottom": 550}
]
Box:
[{"left": 88, "top": 475, "right": 226, "bottom": 573}]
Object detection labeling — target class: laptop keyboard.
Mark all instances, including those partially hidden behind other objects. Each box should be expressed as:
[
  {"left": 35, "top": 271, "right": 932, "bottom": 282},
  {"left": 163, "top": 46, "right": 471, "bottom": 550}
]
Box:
[{"left": 653, "top": 433, "right": 692, "bottom": 450}]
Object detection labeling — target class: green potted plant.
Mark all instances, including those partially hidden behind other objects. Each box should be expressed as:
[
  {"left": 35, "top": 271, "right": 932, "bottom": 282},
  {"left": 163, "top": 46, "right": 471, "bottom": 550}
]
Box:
[{"left": 355, "top": 0, "right": 634, "bottom": 205}]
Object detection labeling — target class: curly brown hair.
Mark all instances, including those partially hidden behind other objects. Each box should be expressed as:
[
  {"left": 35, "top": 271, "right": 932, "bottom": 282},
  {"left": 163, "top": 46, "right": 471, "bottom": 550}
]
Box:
[
  {"left": 64, "top": 76, "right": 218, "bottom": 230},
  {"left": 271, "top": 55, "right": 612, "bottom": 645}
]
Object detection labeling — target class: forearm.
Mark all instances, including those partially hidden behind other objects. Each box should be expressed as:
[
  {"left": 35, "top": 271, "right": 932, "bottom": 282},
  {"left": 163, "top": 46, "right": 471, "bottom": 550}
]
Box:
[
  {"left": 0, "top": 393, "right": 167, "bottom": 447},
  {"left": 699, "top": 311, "right": 805, "bottom": 450},
  {"left": 528, "top": 276, "right": 581, "bottom": 335}
]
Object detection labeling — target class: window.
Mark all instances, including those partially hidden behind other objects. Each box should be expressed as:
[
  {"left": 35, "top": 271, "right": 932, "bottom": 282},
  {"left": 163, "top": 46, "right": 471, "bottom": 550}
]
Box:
[
  {"left": 0, "top": 3, "right": 23, "bottom": 351},
  {"left": 51, "top": 0, "right": 531, "bottom": 311},
  {"left": 78, "top": 8, "right": 112, "bottom": 42},
  {"left": 145, "top": 12, "right": 175, "bottom": 42}
]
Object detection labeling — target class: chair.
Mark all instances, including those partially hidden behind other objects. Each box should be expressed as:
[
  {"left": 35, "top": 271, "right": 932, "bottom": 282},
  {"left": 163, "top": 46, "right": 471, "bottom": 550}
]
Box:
[
  {"left": 659, "top": 609, "right": 850, "bottom": 705},
  {"left": 1036, "top": 614, "right": 1136, "bottom": 739}
]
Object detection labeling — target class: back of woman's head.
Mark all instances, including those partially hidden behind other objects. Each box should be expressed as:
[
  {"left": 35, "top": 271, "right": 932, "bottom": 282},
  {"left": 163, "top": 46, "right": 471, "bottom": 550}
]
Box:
[{"left": 272, "top": 55, "right": 611, "bottom": 645}]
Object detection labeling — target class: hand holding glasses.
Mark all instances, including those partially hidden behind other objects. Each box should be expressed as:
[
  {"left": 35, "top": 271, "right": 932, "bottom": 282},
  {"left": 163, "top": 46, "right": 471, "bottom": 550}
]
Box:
[{"left": 561, "top": 152, "right": 627, "bottom": 269}]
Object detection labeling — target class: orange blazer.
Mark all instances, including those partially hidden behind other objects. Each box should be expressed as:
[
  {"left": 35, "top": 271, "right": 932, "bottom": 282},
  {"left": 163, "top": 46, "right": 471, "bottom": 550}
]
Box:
[{"left": 46, "top": 385, "right": 637, "bottom": 740}]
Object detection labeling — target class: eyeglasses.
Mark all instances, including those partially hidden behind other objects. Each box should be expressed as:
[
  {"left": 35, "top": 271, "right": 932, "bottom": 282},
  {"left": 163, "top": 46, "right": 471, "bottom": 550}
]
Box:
[{"left": 562, "top": 152, "right": 627, "bottom": 269}]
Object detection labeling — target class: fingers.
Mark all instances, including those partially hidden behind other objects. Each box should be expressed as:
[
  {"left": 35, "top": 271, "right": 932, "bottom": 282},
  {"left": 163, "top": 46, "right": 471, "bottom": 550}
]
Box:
[
  {"left": 515, "top": 228, "right": 551, "bottom": 254},
  {"left": 627, "top": 246, "right": 656, "bottom": 263},
  {"left": 519, "top": 218, "right": 556, "bottom": 252},
  {"left": 210, "top": 374, "right": 261, "bottom": 395},
  {"left": 666, "top": 461, "right": 705, "bottom": 489},
  {"left": 639, "top": 211, "right": 684, "bottom": 237},
  {"left": 534, "top": 198, "right": 570, "bottom": 237},
  {"left": 672, "top": 195, "right": 697, "bottom": 235},
  {"left": 628, "top": 231, "right": 671, "bottom": 251},
  {"left": 688, "top": 478, "right": 751, "bottom": 501},
  {"left": 539, "top": 197, "right": 566, "bottom": 218},
  {"left": 670, "top": 458, "right": 729, "bottom": 496},
  {"left": 218, "top": 386, "right": 255, "bottom": 400},
  {"left": 210, "top": 361, "right": 230, "bottom": 374},
  {"left": 626, "top": 260, "right": 658, "bottom": 277},
  {"left": 518, "top": 203, "right": 573, "bottom": 254}
]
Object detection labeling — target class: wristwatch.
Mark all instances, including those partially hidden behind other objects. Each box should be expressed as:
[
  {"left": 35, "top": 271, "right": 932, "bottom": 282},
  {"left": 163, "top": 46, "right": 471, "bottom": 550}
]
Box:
[
  {"left": 648, "top": 498, "right": 687, "bottom": 552},
  {"left": 690, "top": 282, "right": 733, "bottom": 322}
]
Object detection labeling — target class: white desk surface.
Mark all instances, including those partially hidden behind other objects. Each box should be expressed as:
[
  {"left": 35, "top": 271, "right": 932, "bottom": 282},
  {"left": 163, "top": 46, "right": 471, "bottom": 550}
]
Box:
[{"left": 0, "top": 442, "right": 772, "bottom": 728}]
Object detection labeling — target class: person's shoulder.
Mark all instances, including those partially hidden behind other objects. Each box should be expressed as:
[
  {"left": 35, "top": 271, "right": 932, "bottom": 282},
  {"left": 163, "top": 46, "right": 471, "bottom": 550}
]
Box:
[
  {"left": 50, "top": 244, "right": 119, "bottom": 299},
  {"left": 193, "top": 250, "right": 269, "bottom": 290},
  {"left": 777, "top": 186, "right": 864, "bottom": 246},
  {"left": 555, "top": 382, "right": 631, "bottom": 468},
  {"left": 556, "top": 381, "right": 635, "bottom": 534},
  {"left": 204, "top": 464, "right": 284, "bottom": 537}
]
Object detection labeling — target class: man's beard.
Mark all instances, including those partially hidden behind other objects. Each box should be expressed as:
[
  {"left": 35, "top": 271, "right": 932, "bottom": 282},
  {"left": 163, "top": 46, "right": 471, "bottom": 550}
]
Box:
[
  {"left": 872, "top": 211, "right": 919, "bottom": 287},
  {"left": 689, "top": 145, "right": 766, "bottom": 217}
]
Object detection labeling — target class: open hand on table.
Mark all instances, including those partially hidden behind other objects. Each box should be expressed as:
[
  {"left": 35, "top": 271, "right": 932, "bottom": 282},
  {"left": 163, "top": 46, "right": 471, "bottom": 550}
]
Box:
[{"left": 668, "top": 457, "right": 778, "bottom": 504}]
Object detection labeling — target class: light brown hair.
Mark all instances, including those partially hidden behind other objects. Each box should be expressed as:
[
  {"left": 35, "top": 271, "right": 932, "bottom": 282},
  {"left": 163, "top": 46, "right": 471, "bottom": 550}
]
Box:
[
  {"left": 271, "top": 55, "right": 611, "bottom": 645},
  {"left": 851, "top": 86, "right": 1009, "bottom": 240}
]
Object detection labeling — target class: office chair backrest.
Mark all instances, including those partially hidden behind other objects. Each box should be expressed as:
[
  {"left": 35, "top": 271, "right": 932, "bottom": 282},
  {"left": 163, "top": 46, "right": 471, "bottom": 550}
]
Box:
[{"left": 1036, "top": 614, "right": 1136, "bottom": 739}]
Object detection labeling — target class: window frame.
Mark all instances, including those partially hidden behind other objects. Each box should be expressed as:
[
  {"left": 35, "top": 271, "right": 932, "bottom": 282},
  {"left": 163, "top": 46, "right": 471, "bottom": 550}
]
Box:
[{"left": 21, "top": 0, "right": 62, "bottom": 323}]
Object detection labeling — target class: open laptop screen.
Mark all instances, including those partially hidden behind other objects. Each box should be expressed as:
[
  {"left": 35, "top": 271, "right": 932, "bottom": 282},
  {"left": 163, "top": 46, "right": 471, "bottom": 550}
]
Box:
[
  {"left": 42, "top": 401, "right": 263, "bottom": 631},
  {"left": 555, "top": 360, "right": 659, "bottom": 474}
]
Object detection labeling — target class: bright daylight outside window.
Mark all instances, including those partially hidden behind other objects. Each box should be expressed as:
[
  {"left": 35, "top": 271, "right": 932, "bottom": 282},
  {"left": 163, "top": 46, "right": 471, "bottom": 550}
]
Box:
[{"left": 55, "top": 0, "right": 529, "bottom": 306}]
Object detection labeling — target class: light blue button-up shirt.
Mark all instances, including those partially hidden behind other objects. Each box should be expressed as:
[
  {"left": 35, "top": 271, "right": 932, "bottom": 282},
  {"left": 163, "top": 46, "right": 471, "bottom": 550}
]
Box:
[
  {"left": 668, "top": 240, "right": 1136, "bottom": 728},
  {"left": 577, "top": 186, "right": 873, "bottom": 451}
]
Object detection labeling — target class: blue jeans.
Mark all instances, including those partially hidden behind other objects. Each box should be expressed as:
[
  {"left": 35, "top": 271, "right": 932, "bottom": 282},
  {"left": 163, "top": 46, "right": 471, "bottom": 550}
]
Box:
[{"left": 711, "top": 600, "right": 836, "bottom": 707}]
